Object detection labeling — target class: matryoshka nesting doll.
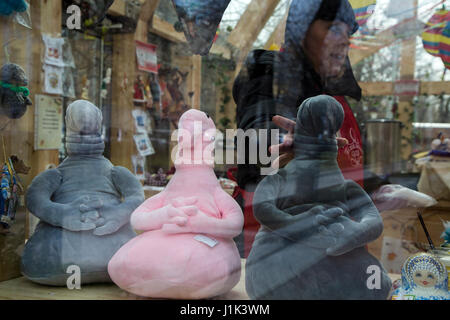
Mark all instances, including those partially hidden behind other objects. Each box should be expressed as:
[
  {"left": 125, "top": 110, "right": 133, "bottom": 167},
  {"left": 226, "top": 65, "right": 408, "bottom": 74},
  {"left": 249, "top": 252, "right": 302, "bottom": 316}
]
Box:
[{"left": 392, "top": 252, "right": 450, "bottom": 300}]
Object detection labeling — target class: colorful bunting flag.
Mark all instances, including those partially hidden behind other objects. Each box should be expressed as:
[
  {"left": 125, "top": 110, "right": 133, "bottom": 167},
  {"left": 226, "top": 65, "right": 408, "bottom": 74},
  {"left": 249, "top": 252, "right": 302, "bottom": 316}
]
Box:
[{"left": 349, "top": 0, "right": 377, "bottom": 27}]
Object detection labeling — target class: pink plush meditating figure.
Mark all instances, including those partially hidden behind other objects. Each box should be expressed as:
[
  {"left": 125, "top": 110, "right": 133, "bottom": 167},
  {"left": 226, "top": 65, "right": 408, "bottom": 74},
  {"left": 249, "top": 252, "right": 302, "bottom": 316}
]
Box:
[{"left": 108, "top": 109, "right": 244, "bottom": 299}]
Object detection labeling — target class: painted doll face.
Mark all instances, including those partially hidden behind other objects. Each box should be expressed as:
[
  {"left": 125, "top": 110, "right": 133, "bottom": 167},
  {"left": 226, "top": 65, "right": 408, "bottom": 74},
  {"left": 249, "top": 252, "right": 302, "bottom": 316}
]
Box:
[{"left": 413, "top": 269, "right": 438, "bottom": 288}]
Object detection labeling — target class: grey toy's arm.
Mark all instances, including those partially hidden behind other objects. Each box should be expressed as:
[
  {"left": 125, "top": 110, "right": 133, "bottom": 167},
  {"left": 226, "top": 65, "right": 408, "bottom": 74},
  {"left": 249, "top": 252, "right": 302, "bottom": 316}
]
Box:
[
  {"left": 26, "top": 169, "right": 97, "bottom": 231},
  {"left": 253, "top": 175, "right": 343, "bottom": 241},
  {"left": 93, "top": 166, "right": 145, "bottom": 236},
  {"left": 326, "top": 180, "right": 383, "bottom": 256}
]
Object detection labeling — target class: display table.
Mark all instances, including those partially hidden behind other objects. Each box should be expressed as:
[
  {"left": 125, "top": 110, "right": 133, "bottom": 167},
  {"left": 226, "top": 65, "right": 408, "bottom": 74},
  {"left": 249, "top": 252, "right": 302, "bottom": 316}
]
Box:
[
  {"left": 0, "top": 258, "right": 401, "bottom": 300},
  {"left": 0, "top": 259, "right": 249, "bottom": 300}
]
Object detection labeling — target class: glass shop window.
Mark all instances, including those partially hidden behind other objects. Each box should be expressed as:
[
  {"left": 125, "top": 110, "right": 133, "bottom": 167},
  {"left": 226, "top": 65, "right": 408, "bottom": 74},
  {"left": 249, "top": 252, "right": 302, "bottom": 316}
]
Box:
[{"left": 0, "top": 0, "right": 449, "bottom": 302}]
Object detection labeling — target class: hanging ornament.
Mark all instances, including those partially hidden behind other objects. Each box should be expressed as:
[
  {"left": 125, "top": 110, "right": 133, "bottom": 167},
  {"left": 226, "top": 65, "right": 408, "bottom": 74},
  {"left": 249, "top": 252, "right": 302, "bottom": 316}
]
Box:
[
  {"left": 422, "top": 9, "right": 450, "bottom": 57},
  {"left": 439, "top": 21, "right": 450, "bottom": 69},
  {"left": 349, "top": 0, "right": 377, "bottom": 28},
  {"left": 0, "top": 154, "right": 30, "bottom": 231},
  {"left": 171, "top": 0, "right": 231, "bottom": 56},
  {"left": 0, "top": 63, "right": 32, "bottom": 119}
]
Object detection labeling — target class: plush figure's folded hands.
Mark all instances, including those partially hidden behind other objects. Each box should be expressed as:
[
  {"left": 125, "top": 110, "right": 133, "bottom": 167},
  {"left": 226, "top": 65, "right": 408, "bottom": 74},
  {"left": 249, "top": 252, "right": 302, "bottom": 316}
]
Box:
[
  {"left": 302, "top": 207, "right": 345, "bottom": 249},
  {"left": 61, "top": 208, "right": 97, "bottom": 232},
  {"left": 326, "top": 215, "right": 365, "bottom": 256},
  {"left": 162, "top": 211, "right": 206, "bottom": 234},
  {"left": 93, "top": 218, "right": 121, "bottom": 236}
]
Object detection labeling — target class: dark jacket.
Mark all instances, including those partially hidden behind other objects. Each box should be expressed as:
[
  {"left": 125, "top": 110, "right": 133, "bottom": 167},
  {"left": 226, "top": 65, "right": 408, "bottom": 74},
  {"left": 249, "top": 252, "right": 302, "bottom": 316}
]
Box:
[{"left": 233, "top": 0, "right": 362, "bottom": 189}]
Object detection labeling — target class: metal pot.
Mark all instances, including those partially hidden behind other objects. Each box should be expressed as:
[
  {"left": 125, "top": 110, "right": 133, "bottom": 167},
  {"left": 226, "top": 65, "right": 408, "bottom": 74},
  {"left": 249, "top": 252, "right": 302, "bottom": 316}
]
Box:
[{"left": 365, "top": 119, "right": 403, "bottom": 176}]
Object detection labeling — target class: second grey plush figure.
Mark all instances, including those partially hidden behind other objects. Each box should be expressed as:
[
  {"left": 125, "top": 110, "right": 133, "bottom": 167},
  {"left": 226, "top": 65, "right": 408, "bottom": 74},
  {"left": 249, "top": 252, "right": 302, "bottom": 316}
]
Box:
[
  {"left": 246, "top": 95, "right": 392, "bottom": 300},
  {"left": 21, "top": 100, "right": 144, "bottom": 286}
]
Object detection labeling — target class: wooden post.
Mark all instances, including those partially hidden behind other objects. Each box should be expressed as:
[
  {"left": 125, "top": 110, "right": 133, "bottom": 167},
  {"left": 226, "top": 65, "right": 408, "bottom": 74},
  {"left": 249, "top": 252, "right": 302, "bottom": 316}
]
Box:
[
  {"left": 0, "top": 0, "right": 61, "bottom": 282},
  {"left": 228, "top": 0, "right": 281, "bottom": 71},
  {"left": 264, "top": 6, "right": 289, "bottom": 50},
  {"left": 398, "top": 0, "right": 418, "bottom": 161},
  {"left": 191, "top": 55, "right": 202, "bottom": 110},
  {"left": 110, "top": 0, "right": 159, "bottom": 170}
]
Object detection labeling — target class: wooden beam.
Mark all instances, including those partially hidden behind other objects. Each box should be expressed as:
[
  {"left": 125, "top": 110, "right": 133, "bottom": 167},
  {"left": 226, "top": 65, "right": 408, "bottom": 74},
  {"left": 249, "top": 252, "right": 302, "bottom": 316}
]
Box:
[
  {"left": 150, "top": 15, "right": 186, "bottom": 43},
  {"left": 264, "top": 5, "right": 289, "bottom": 50},
  {"left": 398, "top": 0, "right": 418, "bottom": 161},
  {"left": 228, "top": 0, "right": 281, "bottom": 76},
  {"left": 349, "top": 24, "right": 397, "bottom": 65},
  {"left": 150, "top": 16, "right": 232, "bottom": 59},
  {"left": 108, "top": 0, "right": 126, "bottom": 16},
  {"left": 228, "top": 0, "right": 281, "bottom": 52},
  {"left": 190, "top": 55, "right": 202, "bottom": 110},
  {"left": 359, "top": 81, "right": 450, "bottom": 96},
  {"left": 139, "top": 0, "right": 161, "bottom": 24}
]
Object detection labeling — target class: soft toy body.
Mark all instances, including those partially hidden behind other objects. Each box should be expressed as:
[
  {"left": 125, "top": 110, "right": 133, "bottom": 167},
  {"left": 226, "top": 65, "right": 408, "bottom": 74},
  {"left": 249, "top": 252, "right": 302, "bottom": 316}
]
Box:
[
  {"left": 108, "top": 109, "right": 243, "bottom": 299},
  {"left": 392, "top": 252, "right": 450, "bottom": 300},
  {"left": 246, "top": 95, "right": 392, "bottom": 300},
  {"left": 21, "top": 100, "right": 144, "bottom": 286}
]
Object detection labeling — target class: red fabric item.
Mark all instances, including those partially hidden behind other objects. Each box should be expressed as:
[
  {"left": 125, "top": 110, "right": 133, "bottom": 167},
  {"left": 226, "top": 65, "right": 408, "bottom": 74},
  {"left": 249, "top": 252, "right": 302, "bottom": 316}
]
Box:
[
  {"left": 333, "top": 96, "right": 364, "bottom": 188},
  {"left": 229, "top": 168, "right": 258, "bottom": 258}
]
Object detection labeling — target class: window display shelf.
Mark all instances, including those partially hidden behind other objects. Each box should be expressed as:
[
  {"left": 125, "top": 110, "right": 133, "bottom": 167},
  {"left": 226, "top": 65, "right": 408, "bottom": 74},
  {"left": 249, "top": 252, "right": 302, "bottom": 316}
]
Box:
[{"left": 0, "top": 260, "right": 249, "bottom": 300}]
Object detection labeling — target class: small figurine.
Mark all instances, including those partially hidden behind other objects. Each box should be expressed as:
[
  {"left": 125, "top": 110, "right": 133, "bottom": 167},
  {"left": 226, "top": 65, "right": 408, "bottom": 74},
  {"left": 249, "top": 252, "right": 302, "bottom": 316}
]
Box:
[
  {"left": 145, "top": 168, "right": 168, "bottom": 187},
  {"left": 0, "top": 155, "right": 30, "bottom": 231},
  {"left": 133, "top": 75, "right": 148, "bottom": 107},
  {"left": 0, "top": 63, "right": 32, "bottom": 119},
  {"left": 21, "top": 100, "right": 144, "bottom": 286},
  {"left": 108, "top": 109, "right": 244, "bottom": 299},
  {"left": 171, "top": 0, "right": 231, "bottom": 55},
  {"left": 392, "top": 252, "right": 450, "bottom": 300},
  {"left": 246, "top": 95, "right": 392, "bottom": 300}
]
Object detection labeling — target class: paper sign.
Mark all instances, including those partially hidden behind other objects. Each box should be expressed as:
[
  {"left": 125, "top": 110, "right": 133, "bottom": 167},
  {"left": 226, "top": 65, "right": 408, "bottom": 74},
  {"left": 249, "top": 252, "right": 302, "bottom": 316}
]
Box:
[
  {"left": 34, "top": 95, "right": 63, "bottom": 150},
  {"left": 136, "top": 41, "right": 158, "bottom": 73},
  {"left": 394, "top": 80, "right": 420, "bottom": 96}
]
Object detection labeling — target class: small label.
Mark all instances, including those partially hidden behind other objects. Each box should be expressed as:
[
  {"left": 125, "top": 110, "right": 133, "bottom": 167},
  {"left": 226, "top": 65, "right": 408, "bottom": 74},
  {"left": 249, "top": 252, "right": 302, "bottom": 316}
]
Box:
[{"left": 194, "top": 235, "right": 218, "bottom": 248}]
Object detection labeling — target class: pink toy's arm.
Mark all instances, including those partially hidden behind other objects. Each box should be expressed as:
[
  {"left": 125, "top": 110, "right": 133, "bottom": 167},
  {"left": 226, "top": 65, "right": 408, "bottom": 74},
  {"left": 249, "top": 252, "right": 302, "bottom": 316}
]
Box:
[
  {"left": 162, "top": 188, "right": 244, "bottom": 239},
  {"left": 131, "top": 194, "right": 197, "bottom": 231}
]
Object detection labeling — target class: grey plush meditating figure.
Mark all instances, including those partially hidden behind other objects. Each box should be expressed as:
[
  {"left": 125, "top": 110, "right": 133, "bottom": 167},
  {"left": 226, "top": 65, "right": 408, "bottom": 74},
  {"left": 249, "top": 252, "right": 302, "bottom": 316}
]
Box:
[
  {"left": 21, "top": 100, "right": 144, "bottom": 286},
  {"left": 246, "top": 95, "right": 392, "bottom": 300}
]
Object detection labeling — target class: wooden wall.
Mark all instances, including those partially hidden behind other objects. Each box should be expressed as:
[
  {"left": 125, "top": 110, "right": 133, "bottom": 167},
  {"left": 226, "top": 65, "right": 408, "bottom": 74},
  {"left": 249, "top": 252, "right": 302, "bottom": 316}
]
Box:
[{"left": 0, "top": 1, "right": 61, "bottom": 282}]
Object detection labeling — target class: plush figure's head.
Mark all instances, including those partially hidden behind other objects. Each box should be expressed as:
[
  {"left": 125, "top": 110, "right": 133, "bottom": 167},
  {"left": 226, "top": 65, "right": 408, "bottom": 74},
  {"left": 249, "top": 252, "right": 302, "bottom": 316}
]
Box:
[
  {"left": 65, "top": 100, "right": 105, "bottom": 156},
  {"left": 176, "top": 109, "right": 216, "bottom": 166},
  {"left": 295, "top": 94, "right": 344, "bottom": 139},
  {"left": 172, "top": 0, "right": 231, "bottom": 55},
  {"left": 0, "top": 63, "right": 32, "bottom": 119},
  {"left": 402, "top": 253, "right": 448, "bottom": 292},
  {"left": 66, "top": 100, "right": 102, "bottom": 137}
]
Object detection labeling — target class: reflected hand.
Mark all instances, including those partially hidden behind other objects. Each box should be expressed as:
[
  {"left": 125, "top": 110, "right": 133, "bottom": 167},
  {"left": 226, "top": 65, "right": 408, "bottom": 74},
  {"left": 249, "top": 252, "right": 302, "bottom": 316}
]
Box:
[{"left": 269, "top": 115, "right": 348, "bottom": 168}]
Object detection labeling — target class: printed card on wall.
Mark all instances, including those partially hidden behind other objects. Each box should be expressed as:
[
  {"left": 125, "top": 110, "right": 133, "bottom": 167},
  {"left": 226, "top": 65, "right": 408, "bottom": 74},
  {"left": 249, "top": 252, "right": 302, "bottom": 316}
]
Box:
[
  {"left": 42, "top": 35, "right": 65, "bottom": 67},
  {"left": 133, "top": 133, "right": 155, "bottom": 157},
  {"left": 136, "top": 41, "right": 158, "bottom": 74},
  {"left": 132, "top": 109, "right": 152, "bottom": 134},
  {"left": 34, "top": 95, "right": 63, "bottom": 150},
  {"left": 132, "top": 155, "right": 146, "bottom": 180},
  {"left": 44, "top": 64, "right": 64, "bottom": 95}
]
